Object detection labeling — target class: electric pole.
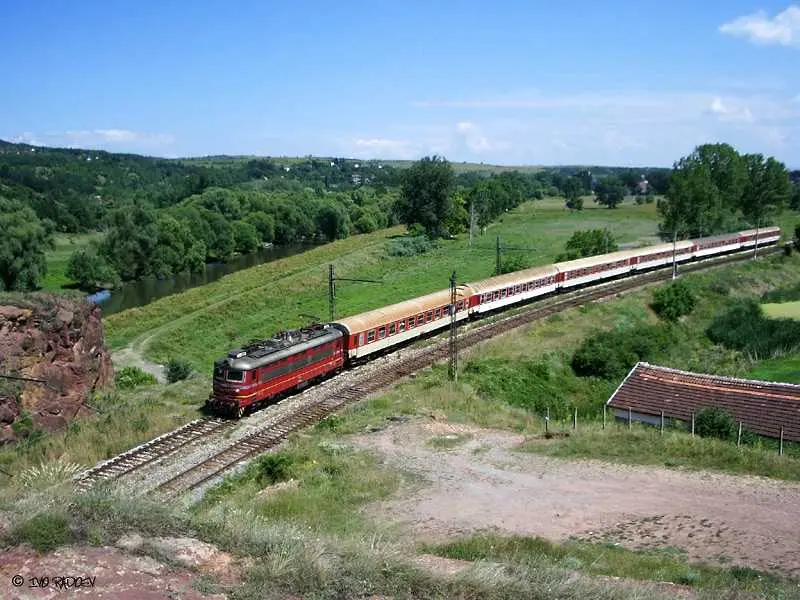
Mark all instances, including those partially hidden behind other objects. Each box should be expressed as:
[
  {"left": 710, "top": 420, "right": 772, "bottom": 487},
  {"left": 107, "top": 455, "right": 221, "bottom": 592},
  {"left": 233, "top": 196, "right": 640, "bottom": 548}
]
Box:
[
  {"left": 469, "top": 200, "right": 475, "bottom": 247},
  {"left": 328, "top": 265, "right": 382, "bottom": 322},
  {"left": 449, "top": 271, "right": 458, "bottom": 382},
  {"left": 496, "top": 236, "right": 502, "bottom": 275}
]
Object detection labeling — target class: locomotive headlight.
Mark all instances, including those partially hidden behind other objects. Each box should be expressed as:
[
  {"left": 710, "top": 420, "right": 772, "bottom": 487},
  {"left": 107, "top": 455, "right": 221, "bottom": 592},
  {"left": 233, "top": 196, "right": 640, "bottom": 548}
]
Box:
[{"left": 235, "top": 388, "right": 240, "bottom": 392}]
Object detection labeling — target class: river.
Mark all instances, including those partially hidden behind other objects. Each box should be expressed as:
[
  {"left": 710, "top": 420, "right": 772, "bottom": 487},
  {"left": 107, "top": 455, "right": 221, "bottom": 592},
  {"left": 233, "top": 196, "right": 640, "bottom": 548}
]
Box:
[{"left": 92, "top": 243, "right": 314, "bottom": 316}]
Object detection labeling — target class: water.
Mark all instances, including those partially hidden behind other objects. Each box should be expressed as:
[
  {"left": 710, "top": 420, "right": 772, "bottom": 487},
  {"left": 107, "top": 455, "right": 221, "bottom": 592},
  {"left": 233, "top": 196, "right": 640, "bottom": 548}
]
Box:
[{"left": 94, "top": 243, "right": 313, "bottom": 316}]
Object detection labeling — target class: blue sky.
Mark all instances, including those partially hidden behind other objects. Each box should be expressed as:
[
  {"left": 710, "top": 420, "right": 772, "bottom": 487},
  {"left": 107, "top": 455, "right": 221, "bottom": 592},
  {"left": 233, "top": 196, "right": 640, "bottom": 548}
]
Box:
[{"left": 1, "top": 1, "right": 799, "bottom": 167}]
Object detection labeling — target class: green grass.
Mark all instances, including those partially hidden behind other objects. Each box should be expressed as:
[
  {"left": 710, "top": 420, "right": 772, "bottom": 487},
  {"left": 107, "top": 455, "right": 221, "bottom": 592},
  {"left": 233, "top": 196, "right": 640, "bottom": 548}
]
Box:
[
  {"left": 762, "top": 300, "right": 800, "bottom": 319},
  {"left": 517, "top": 424, "right": 800, "bottom": 480},
  {"left": 747, "top": 355, "right": 800, "bottom": 383},
  {"left": 196, "top": 434, "right": 402, "bottom": 537},
  {"left": 41, "top": 232, "right": 103, "bottom": 291},
  {"left": 425, "top": 534, "right": 793, "bottom": 596},
  {"left": 427, "top": 433, "right": 473, "bottom": 450}
]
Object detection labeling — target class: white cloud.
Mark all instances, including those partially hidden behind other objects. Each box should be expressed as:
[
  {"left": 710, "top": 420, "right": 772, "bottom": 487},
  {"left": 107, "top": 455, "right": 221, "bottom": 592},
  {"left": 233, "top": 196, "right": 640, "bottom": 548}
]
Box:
[
  {"left": 708, "top": 96, "right": 755, "bottom": 122},
  {"left": 719, "top": 5, "right": 800, "bottom": 47},
  {"left": 7, "top": 128, "right": 175, "bottom": 149},
  {"left": 350, "top": 137, "right": 421, "bottom": 159}
]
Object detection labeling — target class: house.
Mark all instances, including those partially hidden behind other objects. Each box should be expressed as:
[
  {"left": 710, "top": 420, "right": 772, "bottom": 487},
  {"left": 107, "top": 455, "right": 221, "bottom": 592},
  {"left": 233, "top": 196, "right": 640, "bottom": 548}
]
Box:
[{"left": 606, "top": 362, "right": 800, "bottom": 441}]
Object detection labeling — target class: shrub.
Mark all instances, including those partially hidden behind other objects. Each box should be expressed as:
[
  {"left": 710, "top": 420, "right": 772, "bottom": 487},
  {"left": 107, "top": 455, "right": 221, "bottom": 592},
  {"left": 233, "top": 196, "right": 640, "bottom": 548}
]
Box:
[
  {"left": 761, "top": 282, "right": 800, "bottom": 303},
  {"left": 115, "top": 366, "right": 158, "bottom": 390},
  {"left": 706, "top": 298, "right": 800, "bottom": 357},
  {"left": 694, "top": 406, "right": 736, "bottom": 441},
  {"left": 571, "top": 324, "right": 677, "bottom": 380},
  {"left": 256, "top": 452, "right": 294, "bottom": 485},
  {"left": 650, "top": 279, "right": 696, "bottom": 322},
  {"left": 12, "top": 511, "right": 72, "bottom": 552},
  {"left": 165, "top": 358, "right": 192, "bottom": 383},
  {"left": 499, "top": 254, "right": 530, "bottom": 274},
  {"left": 387, "top": 235, "right": 436, "bottom": 257}
]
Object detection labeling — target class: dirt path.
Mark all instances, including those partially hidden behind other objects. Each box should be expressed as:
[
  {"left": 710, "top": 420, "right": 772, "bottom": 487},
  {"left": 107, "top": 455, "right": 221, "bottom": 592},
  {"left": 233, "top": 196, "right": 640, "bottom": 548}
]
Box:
[{"left": 350, "top": 419, "right": 800, "bottom": 579}]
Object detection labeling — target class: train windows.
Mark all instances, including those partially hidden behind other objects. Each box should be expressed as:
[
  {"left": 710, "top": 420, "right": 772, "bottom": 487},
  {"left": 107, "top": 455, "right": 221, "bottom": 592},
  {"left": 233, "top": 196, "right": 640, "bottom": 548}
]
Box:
[
  {"left": 214, "top": 365, "right": 225, "bottom": 379},
  {"left": 389, "top": 323, "right": 396, "bottom": 335},
  {"left": 399, "top": 320, "right": 406, "bottom": 332},
  {"left": 378, "top": 327, "right": 386, "bottom": 339},
  {"left": 435, "top": 308, "right": 441, "bottom": 319},
  {"left": 408, "top": 317, "right": 415, "bottom": 329},
  {"left": 501, "top": 289, "right": 507, "bottom": 298},
  {"left": 367, "top": 330, "right": 376, "bottom": 343},
  {"left": 456, "top": 300, "right": 464, "bottom": 311},
  {"left": 358, "top": 333, "right": 365, "bottom": 346},
  {"left": 417, "top": 314, "right": 424, "bottom": 326},
  {"left": 426, "top": 311, "right": 433, "bottom": 322},
  {"left": 226, "top": 369, "right": 245, "bottom": 382}
]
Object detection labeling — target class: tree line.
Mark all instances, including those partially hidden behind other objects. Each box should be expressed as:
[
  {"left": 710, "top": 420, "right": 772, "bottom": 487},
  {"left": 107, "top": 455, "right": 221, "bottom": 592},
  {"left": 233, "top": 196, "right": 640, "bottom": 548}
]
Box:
[{"left": 0, "top": 139, "right": 797, "bottom": 293}]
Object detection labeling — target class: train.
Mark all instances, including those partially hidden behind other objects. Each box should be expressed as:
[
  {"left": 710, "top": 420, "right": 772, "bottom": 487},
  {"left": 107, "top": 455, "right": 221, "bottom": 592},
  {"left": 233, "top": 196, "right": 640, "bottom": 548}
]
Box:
[{"left": 207, "top": 227, "right": 782, "bottom": 418}]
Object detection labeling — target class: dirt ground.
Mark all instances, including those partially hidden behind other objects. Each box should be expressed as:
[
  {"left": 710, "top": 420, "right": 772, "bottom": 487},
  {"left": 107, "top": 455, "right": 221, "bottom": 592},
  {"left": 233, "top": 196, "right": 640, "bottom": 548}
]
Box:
[
  {"left": 350, "top": 418, "right": 800, "bottom": 579},
  {"left": 0, "top": 536, "right": 240, "bottom": 600}
]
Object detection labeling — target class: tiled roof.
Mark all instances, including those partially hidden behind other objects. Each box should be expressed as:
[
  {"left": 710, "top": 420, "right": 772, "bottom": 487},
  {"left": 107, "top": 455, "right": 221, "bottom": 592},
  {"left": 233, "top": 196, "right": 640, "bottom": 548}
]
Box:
[{"left": 607, "top": 362, "right": 800, "bottom": 441}]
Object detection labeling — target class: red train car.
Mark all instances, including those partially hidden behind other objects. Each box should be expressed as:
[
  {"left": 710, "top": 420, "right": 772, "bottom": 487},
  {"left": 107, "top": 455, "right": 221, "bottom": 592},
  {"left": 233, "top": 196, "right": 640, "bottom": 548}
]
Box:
[{"left": 208, "top": 324, "right": 344, "bottom": 417}]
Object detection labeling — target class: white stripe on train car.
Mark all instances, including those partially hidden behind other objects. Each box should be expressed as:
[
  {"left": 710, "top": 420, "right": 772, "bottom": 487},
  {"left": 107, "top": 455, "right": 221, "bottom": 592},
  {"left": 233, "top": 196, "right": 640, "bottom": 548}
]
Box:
[
  {"left": 471, "top": 284, "right": 558, "bottom": 314},
  {"left": 559, "top": 264, "right": 633, "bottom": 288},
  {"left": 347, "top": 312, "right": 469, "bottom": 360}
]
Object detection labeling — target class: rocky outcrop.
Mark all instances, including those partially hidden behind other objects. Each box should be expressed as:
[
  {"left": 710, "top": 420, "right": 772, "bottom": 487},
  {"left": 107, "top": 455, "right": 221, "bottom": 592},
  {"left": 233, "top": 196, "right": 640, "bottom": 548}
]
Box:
[{"left": 0, "top": 294, "right": 114, "bottom": 443}]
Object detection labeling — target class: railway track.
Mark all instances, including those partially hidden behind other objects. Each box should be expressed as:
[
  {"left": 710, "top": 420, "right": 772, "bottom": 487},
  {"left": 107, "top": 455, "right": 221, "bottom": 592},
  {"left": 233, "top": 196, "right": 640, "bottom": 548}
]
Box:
[
  {"left": 150, "top": 246, "right": 782, "bottom": 499},
  {"left": 73, "top": 417, "right": 236, "bottom": 492}
]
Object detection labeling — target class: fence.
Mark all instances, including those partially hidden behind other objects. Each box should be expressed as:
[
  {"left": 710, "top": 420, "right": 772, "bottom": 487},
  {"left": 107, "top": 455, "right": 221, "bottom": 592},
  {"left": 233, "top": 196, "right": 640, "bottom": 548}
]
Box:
[{"left": 540, "top": 405, "right": 789, "bottom": 456}]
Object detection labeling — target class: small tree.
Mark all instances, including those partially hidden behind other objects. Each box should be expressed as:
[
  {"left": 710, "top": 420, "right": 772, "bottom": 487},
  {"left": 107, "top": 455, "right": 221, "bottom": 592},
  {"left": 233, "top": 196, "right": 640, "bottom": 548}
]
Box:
[
  {"left": 650, "top": 280, "right": 696, "bottom": 322},
  {"left": 694, "top": 406, "right": 736, "bottom": 441},
  {"left": 396, "top": 156, "right": 455, "bottom": 238},
  {"left": 594, "top": 176, "right": 627, "bottom": 209},
  {"left": 165, "top": 358, "right": 192, "bottom": 383}
]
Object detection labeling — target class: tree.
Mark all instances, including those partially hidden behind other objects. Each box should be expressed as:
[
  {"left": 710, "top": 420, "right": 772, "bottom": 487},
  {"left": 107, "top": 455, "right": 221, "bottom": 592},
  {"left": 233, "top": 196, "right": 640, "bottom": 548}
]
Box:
[
  {"left": 790, "top": 184, "right": 800, "bottom": 211},
  {"left": 66, "top": 247, "right": 120, "bottom": 290},
  {"left": 563, "top": 177, "right": 583, "bottom": 211},
  {"left": 650, "top": 280, "right": 696, "bottom": 322},
  {"left": 99, "top": 201, "right": 159, "bottom": 280},
  {"left": 556, "top": 228, "right": 618, "bottom": 261},
  {"left": 396, "top": 156, "right": 455, "bottom": 238},
  {"left": 0, "top": 196, "right": 53, "bottom": 291},
  {"left": 740, "top": 154, "right": 790, "bottom": 256},
  {"left": 594, "top": 176, "right": 626, "bottom": 208},
  {"left": 315, "top": 202, "right": 350, "bottom": 240}
]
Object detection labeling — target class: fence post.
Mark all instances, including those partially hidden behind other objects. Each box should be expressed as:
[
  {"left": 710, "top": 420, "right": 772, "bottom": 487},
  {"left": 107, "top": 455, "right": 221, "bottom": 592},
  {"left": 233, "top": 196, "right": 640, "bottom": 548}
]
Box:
[
  {"left": 573, "top": 407, "right": 577, "bottom": 430},
  {"left": 602, "top": 405, "right": 606, "bottom": 430},
  {"left": 691, "top": 412, "right": 695, "bottom": 437},
  {"left": 737, "top": 422, "right": 742, "bottom": 447},
  {"left": 780, "top": 428, "right": 784, "bottom": 456},
  {"left": 660, "top": 411, "right": 664, "bottom": 435},
  {"left": 545, "top": 407, "right": 549, "bottom": 435},
  {"left": 628, "top": 407, "right": 632, "bottom": 430}
]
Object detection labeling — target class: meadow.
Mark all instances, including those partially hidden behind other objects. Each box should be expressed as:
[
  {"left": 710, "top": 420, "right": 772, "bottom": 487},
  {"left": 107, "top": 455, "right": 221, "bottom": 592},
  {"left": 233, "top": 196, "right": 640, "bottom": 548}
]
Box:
[{"left": 762, "top": 300, "right": 800, "bottom": 320}]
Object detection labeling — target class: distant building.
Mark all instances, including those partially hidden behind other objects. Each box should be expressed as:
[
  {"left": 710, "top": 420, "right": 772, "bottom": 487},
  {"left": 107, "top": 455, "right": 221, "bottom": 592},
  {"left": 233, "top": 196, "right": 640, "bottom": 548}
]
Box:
[{"left": 636, "top": 174, "right": 649, "bottom": 195}]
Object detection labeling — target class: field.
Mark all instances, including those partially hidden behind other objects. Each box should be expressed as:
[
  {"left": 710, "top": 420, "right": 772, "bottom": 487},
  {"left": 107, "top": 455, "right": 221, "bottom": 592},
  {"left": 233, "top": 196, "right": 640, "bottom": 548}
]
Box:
[{"left": 762, "top": 300, "right": 800, "bottom": 320}]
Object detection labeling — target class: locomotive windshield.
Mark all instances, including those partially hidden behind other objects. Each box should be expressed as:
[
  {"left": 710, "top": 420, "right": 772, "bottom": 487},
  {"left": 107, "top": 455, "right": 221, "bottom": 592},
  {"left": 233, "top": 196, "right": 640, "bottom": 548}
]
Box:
[
  {"left": 226, "top": 370, "right": 245, "bottom": 382},
  {"left": 213, "top": 365, "right": 225, "bottom": 379}
]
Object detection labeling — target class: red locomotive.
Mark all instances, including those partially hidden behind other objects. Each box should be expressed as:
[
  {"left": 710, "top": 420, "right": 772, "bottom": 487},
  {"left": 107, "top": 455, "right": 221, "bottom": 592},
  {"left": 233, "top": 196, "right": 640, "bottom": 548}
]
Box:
[{"left": 208, "top": 324, "right": 344, "bottom": 418}]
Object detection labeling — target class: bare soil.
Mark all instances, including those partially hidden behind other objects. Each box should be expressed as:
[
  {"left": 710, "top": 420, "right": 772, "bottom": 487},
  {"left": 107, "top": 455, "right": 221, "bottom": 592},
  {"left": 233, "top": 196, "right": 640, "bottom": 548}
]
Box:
[{"left": 350, "top": 418, "right": 800, "bottom": 579}]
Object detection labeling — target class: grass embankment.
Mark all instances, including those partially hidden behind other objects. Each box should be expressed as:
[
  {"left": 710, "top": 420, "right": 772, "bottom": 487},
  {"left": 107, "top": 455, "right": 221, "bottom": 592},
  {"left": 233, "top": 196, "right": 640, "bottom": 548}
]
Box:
[
  {"left": 425, "top": 534, "right": 790, "bottom": 596},
  {"left": 40, "top": 232, "right": 103, "bottom": 291}
]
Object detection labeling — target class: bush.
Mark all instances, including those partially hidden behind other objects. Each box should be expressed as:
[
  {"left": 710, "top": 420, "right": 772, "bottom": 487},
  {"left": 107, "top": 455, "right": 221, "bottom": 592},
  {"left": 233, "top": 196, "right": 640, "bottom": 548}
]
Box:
[
  {"left": 761, "top": 282, "right": 800, "bottom": 303},
  {"left": 695, "top": 407, "right": 736, "bottom": 441},
  {"left": 257, "top": 452, "right": 294, "bottom": 485},
  {"left": 650, "top": 279, "right": 696, "bottom": 322},
  {"left": 12, "top": 511, "right": 72, "bottom": 552},
  {"left": 571, "top": 324, "right": 677, "bottom": 380},
  {"left": 387, "top": 235, "right": 436, "bottom": 257},
  {"left": 165, "top": 358, "right": 192, "bottom": 383},
  {"left": 706, "top": 298, "right": 800, "bottom": 357},
  {"left": 499, "top": 254, "right": 530, "bottom": 274},
  {"left": 115, "top": 366, "right": 158, "bottom": 390}
]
